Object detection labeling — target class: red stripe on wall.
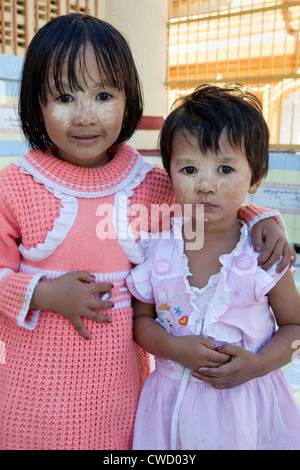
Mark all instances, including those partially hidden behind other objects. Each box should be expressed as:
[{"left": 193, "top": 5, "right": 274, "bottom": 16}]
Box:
[
  {"left": 137, "top": 116, "right": 164, "bottom": 131},
  {"left": 138, "top": 149, "right": 161, "bottom": 157}
]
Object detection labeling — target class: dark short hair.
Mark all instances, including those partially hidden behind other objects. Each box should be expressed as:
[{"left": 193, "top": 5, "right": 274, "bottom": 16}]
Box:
[
  {"left": 160, "top": 84, "right": 269, "bottom": 185},
  {"left": 19, "top": 13, "right": 143, "bottom": 151}
]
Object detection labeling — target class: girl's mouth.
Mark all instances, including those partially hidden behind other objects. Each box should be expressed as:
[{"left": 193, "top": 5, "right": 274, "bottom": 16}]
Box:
[
  {"left": 202, "top": 203, "right": 216, "bottom": 210},
  {"left": 74, "top": 135, "right": 99, "bottom": 139},
  {"left": 72, "top": 135, "right": 100, "bottom": 144}
]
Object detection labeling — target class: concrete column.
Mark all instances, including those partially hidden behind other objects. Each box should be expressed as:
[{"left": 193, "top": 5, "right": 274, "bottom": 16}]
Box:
[{"left": 100, "top": 0, "right": 169, "bottom": 158}]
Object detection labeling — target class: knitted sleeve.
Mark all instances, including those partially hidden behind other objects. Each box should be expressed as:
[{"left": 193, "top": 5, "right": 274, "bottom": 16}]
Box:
[
  {"left": 129, "top": 164, "right": 175, "bottom": 234},
  {"left": 237, "top": 204, "right": 286, "bottom": 234},
  {"left": 0, "top": 190, "right": 43, "bottom": 330}
]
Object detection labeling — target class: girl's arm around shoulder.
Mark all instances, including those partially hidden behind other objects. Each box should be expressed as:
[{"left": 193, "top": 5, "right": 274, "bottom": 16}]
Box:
[
  {"left": 129, "top": 165, "right": 175, "bottom": 234},
  {"left": 238, "top": 204, "right": 295, "bottom": 271},
  {"left": 242, "top": 207, "right": 296, "bottom": 272},
  {"left": 131, "top": 164, "right": 175, "bottom": 210},
  {"left": 132, "top": 297, "right": 230, "bottom": 370}
]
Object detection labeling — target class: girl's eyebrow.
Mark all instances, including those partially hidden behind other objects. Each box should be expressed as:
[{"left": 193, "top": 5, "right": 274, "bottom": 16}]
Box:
[
  {"left": 217, "top": 154, "right": 238, "bottom": 163},
  {"left": 174, "top": 156, "right": 197, "bottom": 166},
  {"left": 174, "top": 153, "right": 239, "bottom": 167}
]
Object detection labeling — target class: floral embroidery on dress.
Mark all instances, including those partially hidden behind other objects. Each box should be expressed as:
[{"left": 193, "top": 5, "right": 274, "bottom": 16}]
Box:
[{"left": 157, "top": 291, "right": 174, "bottom": 332}]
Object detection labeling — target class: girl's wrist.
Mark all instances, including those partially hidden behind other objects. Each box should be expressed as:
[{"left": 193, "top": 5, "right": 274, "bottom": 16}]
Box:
[
  {"left": 163, "top": 333, "right": 182, "bottom": 362},
  {"left": 249, "top": 351, "right": 269, "bottom": 380},
  {"left": 30, "top": 280, "right": 53, "bottom": 310}
]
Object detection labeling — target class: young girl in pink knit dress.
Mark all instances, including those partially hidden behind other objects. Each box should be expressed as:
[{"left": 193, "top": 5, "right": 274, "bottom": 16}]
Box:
[
  {"left": 128, "top": 84, "right": 300, "bottom": 450},
  {"left": 0, "top": 15, "right": 295, "bottom": 450}
]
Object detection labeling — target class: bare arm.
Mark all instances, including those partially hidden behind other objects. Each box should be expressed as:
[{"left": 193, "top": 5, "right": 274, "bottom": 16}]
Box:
[
  {"left": 257, "top": 268, "right": 300, "bottom": 370},
  {"left": 132, "top": 297, "right": 230, "bottom": 370}
]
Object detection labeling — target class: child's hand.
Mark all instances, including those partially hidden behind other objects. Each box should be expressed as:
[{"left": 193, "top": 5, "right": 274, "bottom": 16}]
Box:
[
  {"left": 251, "top": 217, "right": 295, "bottom": 272},
  {"left": 192, "top": 343, "right": 258, "bottom": 389},
  {"left": 31, "top": 271, "right": 114, "bottom": 339},
  {"left": 172, "top": 335, "right": 231, "bottom": 370}
]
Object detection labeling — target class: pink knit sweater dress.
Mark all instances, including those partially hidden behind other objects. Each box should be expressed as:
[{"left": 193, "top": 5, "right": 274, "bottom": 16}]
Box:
[
  {"left": 0, "top": 144, "right": 175, "bottom": 450},
  {"left": 0, "top": 143, "right": 278, "bottom": 449}
]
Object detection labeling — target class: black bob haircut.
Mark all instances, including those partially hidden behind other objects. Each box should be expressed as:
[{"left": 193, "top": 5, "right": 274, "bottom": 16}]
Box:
[
  {"left": 160, "top": 84, "right": 269, "bottom": 186},
  {"left": 19, "top": 13, "right": 143, "bottom": 151}
]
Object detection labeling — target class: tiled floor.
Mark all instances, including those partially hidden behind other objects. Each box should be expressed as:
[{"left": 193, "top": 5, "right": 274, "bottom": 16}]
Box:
[{"left": 283, "top": 255, "right": 300, "bottom": 406}]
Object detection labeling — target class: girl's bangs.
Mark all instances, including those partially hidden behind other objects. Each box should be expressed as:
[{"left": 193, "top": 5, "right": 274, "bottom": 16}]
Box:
[{"left": 42, "top": 38, "right": 124, "bottom": 102}]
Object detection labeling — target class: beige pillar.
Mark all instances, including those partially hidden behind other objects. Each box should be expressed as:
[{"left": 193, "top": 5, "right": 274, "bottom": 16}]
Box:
[{"left": 100, "top": 0, "right": 169, "bottom": 158}]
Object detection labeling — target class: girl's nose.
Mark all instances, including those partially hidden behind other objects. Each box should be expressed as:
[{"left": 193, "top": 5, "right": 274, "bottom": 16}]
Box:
[
  {"left": 196, "top": 177, "right": 216, "bottom": 193},
  {"left": 199, "top": 181, "right": 210, "bottom": 192},
  {"left": 73, "top": 103, "right": 99, "bottom": 126}
]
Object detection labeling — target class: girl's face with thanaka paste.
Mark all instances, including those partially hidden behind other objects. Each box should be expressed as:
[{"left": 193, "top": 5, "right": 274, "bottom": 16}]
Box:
[
  {"left": 169, "top": 130, "right": 262, "bottom": 227},
  {"left": 40, "top": 43, "right": 126, "bottom": 168}
]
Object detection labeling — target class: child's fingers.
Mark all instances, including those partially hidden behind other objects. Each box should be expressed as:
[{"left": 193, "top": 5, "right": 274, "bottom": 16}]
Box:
[
  {"left": 205, "top": 350, "right": 231, "bottom": 367},
  {"left": 89, "top": 282, "right": 113, "bottom": 292},
  {"left": 89, "top": 283, "right": 114, "bottom": 302},
  {"left": 75, "top": 270, "right": 96, "bottom": 283},
  {"left": 71, "top": 308, "right": 113, "bottom": 339},
  {"left": 216, "top": 343, "right": 240, "bottom": 357},
  {"left": 258, "top": 241, "right": 295, "bottom": 272},
  {"left": 74, "top": 272, "right": 114, "bottom": 293},
  {"left": 71, "top": 316, "right": 92, "bottom": 339},
  {"left": 88, "top": 296, "right": 114, "bottom": 312},
  {"left": 250, "top": 222, "right": 264, "bottom": 254},
  {"left": 84, "top": 308, "right": 113, "bottom": 324},
  {"left": 191, "top": 368, "right": 224, "bottom": 386},
  {"left": 276, "top": 243, "right": 296, "bottom": 273},
  {"left": 88, "top": 283, "right": 114, "bottom": 307},
  {"left": 257, "top": 240, "right": 282, "bottom": 271}
]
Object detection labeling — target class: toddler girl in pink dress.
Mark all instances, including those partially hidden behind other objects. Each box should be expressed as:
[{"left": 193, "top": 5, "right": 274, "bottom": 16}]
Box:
[{"left": 127, "top": 84, "right": 300, "bottom": 450}]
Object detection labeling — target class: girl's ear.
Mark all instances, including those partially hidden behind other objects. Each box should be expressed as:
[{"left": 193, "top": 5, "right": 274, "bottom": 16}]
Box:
[{"left": 248, "top": 175, "right": 263, "bottom": 195}]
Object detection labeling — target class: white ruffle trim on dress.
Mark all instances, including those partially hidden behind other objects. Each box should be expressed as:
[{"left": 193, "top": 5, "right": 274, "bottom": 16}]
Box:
[
  {"left": 18, "top": 189, "right": 78, "bottom": 262},
  {"left": 184, "top": 221, "right": 284, "bottom": 343},
  {"left": 128, "top": 220, "right": 286, "bottom": 345},
  {"left": 17, "top": 272, "right": 45, "bottom": 330},
  {"left": 171, "top": 220, "right": 244, "bottom": 343},
  {"left": 16, "top": 156, "right": 153, "bottom": 263},
  {"left": 113, "top": 160, "right": 154, "bottom": 265}
]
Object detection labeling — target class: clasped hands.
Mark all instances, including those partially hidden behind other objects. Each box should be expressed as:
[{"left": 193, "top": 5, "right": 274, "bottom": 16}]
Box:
[{"left": 174, "top": 334, "right": 259, "bottom": 389}]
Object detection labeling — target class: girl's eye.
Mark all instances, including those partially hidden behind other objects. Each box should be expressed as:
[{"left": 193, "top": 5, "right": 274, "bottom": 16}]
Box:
[
  {"left": 218, "top": 166, "right": 232, "bottom": 174},
  {"left": 97, "top": 93, "right": 111, "bottom": 101},
  {"left": 57, "top": 94, "right": 73, "bottom": 103},
  {"left": 183, "top": 166, "right": 197, "bottom": 174}
]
